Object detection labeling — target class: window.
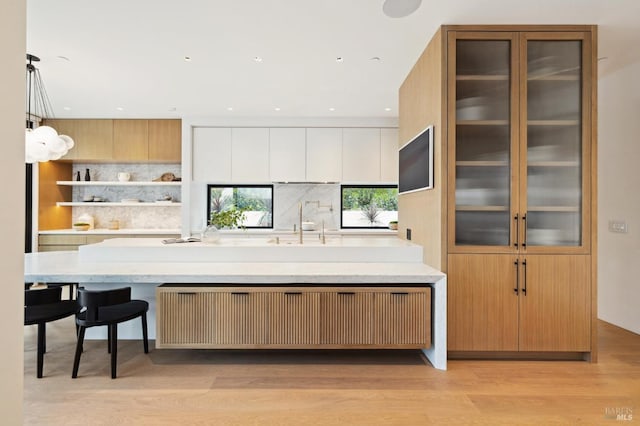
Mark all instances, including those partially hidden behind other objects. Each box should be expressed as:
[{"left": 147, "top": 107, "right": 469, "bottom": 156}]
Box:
[
  {"left": 207, "top": 185, "right": 273, "bottom": 228},
  {"left": 341, "top": 185, "right": 398, "bottom": 228}
]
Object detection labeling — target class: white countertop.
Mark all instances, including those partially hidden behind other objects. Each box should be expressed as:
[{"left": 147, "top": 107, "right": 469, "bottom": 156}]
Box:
[
  {"left": 25, "top": 250, "right": 443, "bottom": 284},
  {"left": 78, "top": 237, "right": 422, "bottom": 263},
  {"left": 39, "top": 228, "right": 181, "bottom": 235}
]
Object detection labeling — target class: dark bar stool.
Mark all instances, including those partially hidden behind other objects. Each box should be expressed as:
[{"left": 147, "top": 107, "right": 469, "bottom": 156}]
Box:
[
  {"left": 72, "top": 287, "right": 149, "bottom": 379},
  {"left": 24, "top": 286, "right": 80, "bottom": 378}
]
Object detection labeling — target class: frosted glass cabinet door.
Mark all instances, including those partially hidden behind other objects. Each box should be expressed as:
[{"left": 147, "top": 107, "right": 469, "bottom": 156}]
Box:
[
  {"left": 452, "top": 37, "right": 515, "bottom": 248},
  {"left": 524, "top": 39, "right": 585, "bottom": 248}
]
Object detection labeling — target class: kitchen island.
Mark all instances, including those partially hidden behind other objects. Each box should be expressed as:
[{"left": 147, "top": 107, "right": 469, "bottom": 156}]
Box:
[{"left": 25, "top": 237, "right": 447, "bottom": 370}]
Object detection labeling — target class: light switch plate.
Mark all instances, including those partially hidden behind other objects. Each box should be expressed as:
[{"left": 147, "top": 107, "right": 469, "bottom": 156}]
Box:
[{"left": 608, "top": 220, "right": 628, "bottom": 233}]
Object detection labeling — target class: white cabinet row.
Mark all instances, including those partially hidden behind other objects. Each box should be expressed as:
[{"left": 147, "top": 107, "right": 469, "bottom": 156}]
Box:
[{"left": 192, "top": 127, "right": 398, "bottom": 184}]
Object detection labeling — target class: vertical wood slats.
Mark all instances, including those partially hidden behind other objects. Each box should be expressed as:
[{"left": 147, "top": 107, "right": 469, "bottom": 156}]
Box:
[{"left": 156, "top": 287, "right": 431, "bottom": 349}]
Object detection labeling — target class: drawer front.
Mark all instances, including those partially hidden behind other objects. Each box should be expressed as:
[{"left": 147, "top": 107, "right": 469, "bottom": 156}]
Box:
[
  {"left": 39, "top": 234, "right": 87, "bottom": 245},
  {"left": 156, "top": 291, "right": 218, "bottom": 346},
  {"left": 375, "top": 289, "right": 431, "bottom": 346},
  {"left": 269, "top": 292, "right": 320, "bottom": 345},
  {"left": 321, "top": 292, "right": 374, "bottom": 345}
]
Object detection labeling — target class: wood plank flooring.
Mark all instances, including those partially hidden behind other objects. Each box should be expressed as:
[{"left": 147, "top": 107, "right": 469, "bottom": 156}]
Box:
[{"left": 24, "top": 319, "right": 639, "bottom": 425}]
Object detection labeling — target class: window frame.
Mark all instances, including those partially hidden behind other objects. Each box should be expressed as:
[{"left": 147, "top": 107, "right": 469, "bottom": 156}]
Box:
[
  {"left": 206, "top": 184, "right": 274, "bottom": 229},
  {"left": 340, "top": 184, "right": 398, "bottom": 229}
]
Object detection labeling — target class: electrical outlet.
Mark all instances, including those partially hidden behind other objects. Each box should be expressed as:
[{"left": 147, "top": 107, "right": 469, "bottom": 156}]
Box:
[
  {"left": 406, "top": 228, "right": 412, "bottom": 240},
  {"left": 608, "top": 220, "right": 628, "bottom": 233}
]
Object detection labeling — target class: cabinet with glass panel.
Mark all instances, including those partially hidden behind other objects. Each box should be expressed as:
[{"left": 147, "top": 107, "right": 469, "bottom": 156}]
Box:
[
  {"left": 442, "top": 27, "right": 596, "bottom": 356},
  {"left": 448, "top": 30, "right": 593, "bottom": 253}
]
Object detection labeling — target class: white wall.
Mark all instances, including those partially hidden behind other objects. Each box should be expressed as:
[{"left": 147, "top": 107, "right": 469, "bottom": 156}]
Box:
[
  {"left": 0, "top": 0, "right": 25, "bottom": 422},
  {"left": 598, "top": 60, "right": 640, "bottom": 334}
]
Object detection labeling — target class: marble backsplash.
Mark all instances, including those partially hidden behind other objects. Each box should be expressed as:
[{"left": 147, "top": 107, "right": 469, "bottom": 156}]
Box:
[
  {"left": 273, "top": 183, "right": 341, "bottom": 230},
  {"left": 71, "top": 163, "right": 181, "bottom": 230}
]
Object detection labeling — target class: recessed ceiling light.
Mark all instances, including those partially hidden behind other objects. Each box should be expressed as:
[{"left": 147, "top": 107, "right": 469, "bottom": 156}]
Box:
[
  {"left": 370, "top": 57, "right": 381, "bottom": 61},
  {"left": 184, "top": 56, "right": 192, "bottom": 62},
  {"left": 63, "top": 106, "right": 71, "bottom": 111},
  {"left": 116, "top": 107, "right": 124, "bottom": 111},
  {"left": 168, "top": 107, "right": 177, "bottom": 111},
  {"left": 227, "top": 107, "right": 233, "bottom": 111},
  {"left": 56, "top": 56, "right": 70, "bottom": 62},
  {"left": 385, "top": 107, "right": 392, "bottom": 111},
  {"left": 382, "top": 0, "right": 422, "bottom": 18},
  {"left": 254, "top": 56, "right": 263, "bottom": 63},
  {"left": 274, "top": 107, "right": 281, "bottom": 111},
  {"left": 329, "top": 107, "right": 336, "bottom": 112},
  {"left": 336, "top": 57, "right": 344, "bottom": 63}
]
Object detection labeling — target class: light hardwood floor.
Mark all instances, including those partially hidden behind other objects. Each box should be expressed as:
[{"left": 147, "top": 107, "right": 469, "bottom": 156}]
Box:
[{"left": 24, "top": 319, "right": 638, "bottom": 425}]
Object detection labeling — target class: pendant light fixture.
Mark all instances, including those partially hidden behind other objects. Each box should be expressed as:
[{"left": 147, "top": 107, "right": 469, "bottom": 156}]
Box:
[{"left": 25, "top": 54, "right": 74, "bottom": 163}]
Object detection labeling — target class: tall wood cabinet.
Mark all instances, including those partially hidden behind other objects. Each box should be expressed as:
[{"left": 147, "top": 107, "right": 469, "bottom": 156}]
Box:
[{"left": 398, "top": 25, "right": 597, "bottom": 360}]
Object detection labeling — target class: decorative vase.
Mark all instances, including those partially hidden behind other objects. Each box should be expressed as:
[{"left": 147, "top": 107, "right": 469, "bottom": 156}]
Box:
[
  {"left": 201, "top": 224, "right": 221, "bottom": 243},
  {"left": 75, "top": 171, "right": 81, "bottom": 181},
  {"left": 84, "top": 168, "right": 91, "bottom": 181}
]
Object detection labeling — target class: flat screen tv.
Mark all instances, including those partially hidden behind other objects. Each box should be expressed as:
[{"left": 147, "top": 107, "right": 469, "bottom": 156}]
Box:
[{"left": 398, "top": 125, "right": 434, "bottom": 194}]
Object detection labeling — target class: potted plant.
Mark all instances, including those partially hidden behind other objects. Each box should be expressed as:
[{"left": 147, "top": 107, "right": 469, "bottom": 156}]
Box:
[
  {"left": 388, "top": 220, "right": 398, "bottom": 230},
  {"left": 202, "top": 208, "right": 246, "bottom": 243}
]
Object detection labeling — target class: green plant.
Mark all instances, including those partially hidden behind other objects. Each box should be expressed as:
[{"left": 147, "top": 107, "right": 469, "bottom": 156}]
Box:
[
  {"left": 209, "top": 208, "right": 246, "bottom": 229},
  {"left": 388, "top": 220, "right": 397, "bottom": 224},
  {"left": 73, "top": 222, "right": 90, "bottom": 226},
  {"left": 361, "top": 203, "right": 381, "bottom": 225}
]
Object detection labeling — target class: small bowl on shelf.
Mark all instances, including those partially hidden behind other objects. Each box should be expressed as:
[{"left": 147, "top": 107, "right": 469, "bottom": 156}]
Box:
[{"left": 72, "top": 223, "right": 90, "bottom": 231}]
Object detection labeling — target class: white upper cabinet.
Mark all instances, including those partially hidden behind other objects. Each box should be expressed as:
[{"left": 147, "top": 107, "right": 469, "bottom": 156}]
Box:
[
  {"left": 192, "top": 127, "right": 232, "bottom": 182},
  {"left": 342, "top": 128, "right": 381, "bottom": 183},
  {"left": 231, "top": 128, "right": 270, "bottom": 183},
  {"left": 380, "top": 128, "right": 399, "bottom": 183},
  {"left": 306, "top": 128, "right": 342, "bottom": 182},
  {"left": 269, "top": 128, "right": 306, "bottom": 182}
]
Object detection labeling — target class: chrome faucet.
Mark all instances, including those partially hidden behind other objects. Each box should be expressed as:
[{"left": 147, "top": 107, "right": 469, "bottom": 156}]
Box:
[{"left": 298, "top": 202, "right": 303, "bottom": 244}]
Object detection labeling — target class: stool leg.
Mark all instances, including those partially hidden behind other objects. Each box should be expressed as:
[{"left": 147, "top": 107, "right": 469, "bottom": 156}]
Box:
[
  {"left": 107, "top": 325, "right": 112, "bottom": 354},
  {"left": 110, "top": 324, "right": 118, "bottom": 379},
  {"left": 141, "top": 313, "right": 149, "bottom": 354},
  {"left": 36, "top": 323, "right": 45, "bottom": 378},
  {"left": 72, "top": 326, "right": 86, "bottom": 378}
]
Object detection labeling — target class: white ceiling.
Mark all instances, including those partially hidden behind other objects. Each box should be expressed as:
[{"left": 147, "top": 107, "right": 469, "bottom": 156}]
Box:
[{"left": 26, "top": 0, "right": 640, "bottom": 119}]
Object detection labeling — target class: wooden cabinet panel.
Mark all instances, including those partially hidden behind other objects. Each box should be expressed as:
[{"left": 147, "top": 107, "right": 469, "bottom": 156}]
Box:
[
  {"left": 113, "top": 119, "right": 148, "bottom": 161},
  {"left": 380, "top": 128, "right": 399, "bottom": 183},
  {"left": 321, "top": 292, "right": 374, "bottom": 345},
  {"left": 46, "top": 119, "right": 113, "bottom": 161},
  {"left": 306, "top": 128, "right": 342, "bottom": 182},
  {"left": 149, "top": 119, "right": 181, "bottom": 162},
  {"left": 342, "top": 128, "right": 381, "bottom": 182},
  {"left": 157, "top": 291, "right": 218, "bottom": 346},
  {"left": 214, "top": 292, "right": 269, "bottom": 345},
  {"left": 448, "top": 254, "right": 519, "bottom": 351},
  {"left": 375, "top": 289, "right": 430, "bottom": 345},
  {"left": 518, "top": 255, "right": 591, "bottom": 351},
  {"left": 231, "top": 128, "right": 270, "bottom": 183},
  {"left": 156, "top": 286, "right": 432, "bottom": 349},
  {"left": 192, "top": 127, "right": 232, "bottom": 182},
  {"left": 269, "top": 292, "right": 320, "bottom": 345},
  {"left": 269, "top": 128, "right": 306, "bottom": 182}
]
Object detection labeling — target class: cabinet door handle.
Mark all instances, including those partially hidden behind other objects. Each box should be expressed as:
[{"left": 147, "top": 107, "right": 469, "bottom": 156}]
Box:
[
  {"left": 391, "top": 292, "right": 409, "bottom": 295},
  {"left": 514, "top": 259, "right": 519, "bottom": 295},
  {"left": 522, "top": 259, "right": 527, "bottom": 295},
  {"left": 231, "top": 292, "right": 249, "bottom": 296},
  {"left": 284, "top": 292, "right": 302, "bottom": 295},
  {"left": 522, "top": 214, "right": 527, "bottom": 248},
  {"left": 514, "top": 214, "right": 519, "bottom": 248},
  {"left": 177, "top": 292, "right": 196, "bottom": 295},
  {"left": 338, "top": 292, "right": 355, "bottom": 295}
]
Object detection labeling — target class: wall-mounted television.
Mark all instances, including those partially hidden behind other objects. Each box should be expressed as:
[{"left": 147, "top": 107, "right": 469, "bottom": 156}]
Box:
[{"left": 398, "top": 125, "right": 434, "bottom": 194}]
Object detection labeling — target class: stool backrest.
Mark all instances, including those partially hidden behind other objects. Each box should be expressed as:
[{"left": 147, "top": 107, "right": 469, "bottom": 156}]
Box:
[
  {"left": 77, "top": 287, "right": 132, "bottom": 322},
  {"left": 25, "top": 287, "right": 62, "bottom": 307}
]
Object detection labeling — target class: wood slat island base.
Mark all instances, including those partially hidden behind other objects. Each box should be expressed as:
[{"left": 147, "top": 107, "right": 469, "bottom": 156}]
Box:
[{"left": 156, "top": 285, "right": 431, "bottom": 350}]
